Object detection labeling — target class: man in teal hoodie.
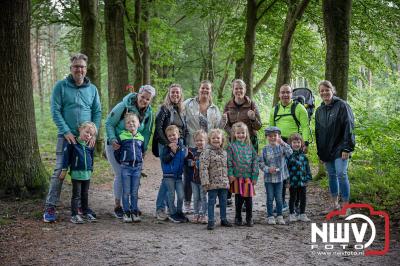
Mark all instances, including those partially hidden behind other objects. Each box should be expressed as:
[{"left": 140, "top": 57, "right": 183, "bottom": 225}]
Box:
[{"left": 43, "top": 53, "right": 102, "bottom": 222}]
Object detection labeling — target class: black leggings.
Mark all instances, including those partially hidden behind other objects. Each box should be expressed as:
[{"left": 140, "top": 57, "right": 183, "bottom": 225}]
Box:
[
  {"left": 71, "top": 179, "right": 90, "bottom": 216},
  {"left": 289, "top": 186, "right": 307, "bottom": 214},
  {"left": 183, "top": 165, "right": 192, "bottom": 202},
  {"left": 235, "top": 194, "right": 253, "bottom": 222}
]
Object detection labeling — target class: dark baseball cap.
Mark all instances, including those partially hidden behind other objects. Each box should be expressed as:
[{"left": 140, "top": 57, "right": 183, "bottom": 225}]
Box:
[{"left": 264, "top": 126, "right": 281, "bottom": 135}]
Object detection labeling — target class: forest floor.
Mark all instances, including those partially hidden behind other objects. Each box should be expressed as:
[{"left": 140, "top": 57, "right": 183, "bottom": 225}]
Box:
[{"left": 0, "top": 153, "right": 399, "bottom": 266}]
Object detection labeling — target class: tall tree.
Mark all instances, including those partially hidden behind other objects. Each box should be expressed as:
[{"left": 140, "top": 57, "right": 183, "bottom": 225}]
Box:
[
  {"left": 273, "top": 0, "right": 310, "bottom": 104},
  {"left": 323, "top": 0, "right": 352, "bottom": 100},
  {"left": 79, "top": 0, "right": 104, "bottom": 153},
  {"left": 0, "top": 0, "right": 47, "bottom": 196},
  {"left": 105, "top": 0, "right": 129, "bottom": 109}
]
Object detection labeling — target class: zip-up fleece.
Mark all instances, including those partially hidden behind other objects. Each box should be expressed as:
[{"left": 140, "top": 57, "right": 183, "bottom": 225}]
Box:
[
  {"left": 51, "top": 75, "right": 102, "bottom": 136},
  {"left": 160, "top": 143, "right": 187, "bottom": 179},
  {"left": 199, "top": 145, "right": 229, "bottom": 190},
  {"left": 114, "top": 130, "right": 144, "bottom": 166},
  {"left": 62, "top": 138, "right": 94, "bottom": 180},
  {"left": 105, "top": 93, "right": 153, "bottom": 151}
]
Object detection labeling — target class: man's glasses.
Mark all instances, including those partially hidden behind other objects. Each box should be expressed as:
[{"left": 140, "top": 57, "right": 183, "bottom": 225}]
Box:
[{"left": 71, "top": 65, "right": 87, "bottom": 69}]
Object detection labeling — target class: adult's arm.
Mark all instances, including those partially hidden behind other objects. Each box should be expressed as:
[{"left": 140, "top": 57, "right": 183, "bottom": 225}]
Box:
[
  {"left": 141, "top": 108, "right": 153, "bottom": 151},
  {"left": 91, "top": 86, "right": 102, "bottom": 135},
  {"left": 249, "top": 101, "right": 262, "bottom": 131},
  {"left": 341, "top": 102, "right": 355, "bottom": 152},
  {"left": 51, "top": 81, "right": 71, "bottom": 135},
  {"left": 155, "top": 106, "right": 170, "bottom": 146},
  {"left": 223, "top": 103, "right": 232, "bottom": 136},
  {"left": 295, "top": 104, "right": 311, "bottom": 143},
  {"left": 105, "top": 101, "right": 126, "bottom": 143}
]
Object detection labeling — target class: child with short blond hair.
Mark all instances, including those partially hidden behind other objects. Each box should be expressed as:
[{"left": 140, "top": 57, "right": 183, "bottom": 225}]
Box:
[
  {"left": 200, "top": 129, "right": 232, "bottom": 230},
  {"left": 59, "top": 122, "right": 97, "bottom": 224},
  {"left": 227, "top": 122, "right": 258, "bottom": 227}
]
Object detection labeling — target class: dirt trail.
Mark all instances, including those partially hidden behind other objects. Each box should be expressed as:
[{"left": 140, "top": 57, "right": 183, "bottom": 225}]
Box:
[{"left": 0, "top": 154, "right": 398, "bottom": 265}]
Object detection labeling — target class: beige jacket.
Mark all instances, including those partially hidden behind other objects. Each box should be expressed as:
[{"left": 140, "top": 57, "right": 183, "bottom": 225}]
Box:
[{"left": 199, "top": 145, "right": 229, "bottom": 190}]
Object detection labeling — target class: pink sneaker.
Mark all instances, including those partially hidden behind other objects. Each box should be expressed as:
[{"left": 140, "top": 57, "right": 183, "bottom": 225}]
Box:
[
  {"left": 198, "top": 215, "right": 208, "bottom": 224},
  {"left": 191, "top": 214, "right": 199, "bottom": 223}
]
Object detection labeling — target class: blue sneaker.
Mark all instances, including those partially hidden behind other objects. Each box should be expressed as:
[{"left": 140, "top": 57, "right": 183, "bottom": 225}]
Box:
[
  {"left": 43, "top": 207, "right": 56, "bottom": 222},
  {"left": 282, "top": 202, "right": 289, "bottom": 213}
]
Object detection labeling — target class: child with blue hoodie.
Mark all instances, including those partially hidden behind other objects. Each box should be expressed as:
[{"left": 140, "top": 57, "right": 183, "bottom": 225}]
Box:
[
  {"left": 59, "top": 122, "right": 97, "bottom": 224},
  {"left": 161, "top": 125, "right": 188, "bottom": 223},
  {"left": 114, "top": 113, "right": 145, "bottom": 223}
]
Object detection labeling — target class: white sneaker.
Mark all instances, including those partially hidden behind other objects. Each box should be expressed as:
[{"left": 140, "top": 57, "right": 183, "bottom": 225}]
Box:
[
  {"left": 267, "top": 216, "right": 276, "bottom": 225},
  {"left": 156, "top": 209, "right": 168, "bottom": 221},
  {"left": 276, "top": 215, "right": 286, "bottom": 225},
  {"left": 132, "top": 212, "right": 141, "bottom": 222},
  {"left": 289, "top": 214, "right": 298, "bottom": 222},
  {"left": 71, "top": 214, "right": 84, "bottom": 224},
  {"left": 298, "top": 214, "right": 311, "bottom": 222},
  {"left": 83, "top": 213, "right": 97, "bottom": 222},
  {"left": 123, "top": 213, "right": 132, "bottom": 223},
  {"left": 183, "top": 202, "right": 192, "bottom": 214}
]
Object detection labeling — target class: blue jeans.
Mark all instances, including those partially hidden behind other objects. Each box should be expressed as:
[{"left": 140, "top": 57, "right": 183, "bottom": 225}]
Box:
[
  {"left": 45, "top": 136, "right": 66, "bottom": 208},
  {"left": 156, "top": 143, "right": 168, "bottom": 211},
  {"left": 265, "top": 182, "right": 283, "bottom": 217},
  {"left": 106, "top": 143, "right": 122, "bottom": 202},
  {"left": 191, "top": 182, "right": 207, "bottom": 216},
  {"left": 325, "top": 158, "right": 350, "bottom": 202},
  {"left": 121, "top": 164, "right": 142, "bottom": 213},
  {"left": 164, "top": 178, "right": 184, "bottom": 215},
  {"left": 208, "top": 189, "right": 228, "bottom": 224}
]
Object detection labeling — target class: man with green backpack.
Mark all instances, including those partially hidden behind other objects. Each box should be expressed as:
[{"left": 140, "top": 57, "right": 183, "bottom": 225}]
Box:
[{"left": 269, "top": 84, "right": 313, "bottom": 212}]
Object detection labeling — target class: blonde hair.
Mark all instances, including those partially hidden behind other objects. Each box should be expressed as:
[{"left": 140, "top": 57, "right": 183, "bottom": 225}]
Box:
[
  {"left": 231, "top": 122, "right": 251, "bottom": 145},
  {"left": 318, "top": 80, "right": 336, "bottom": 94},
  {"left": 193, "top": 129, "right": 208, "bottom": 141},
  {"left": 208, "top": 128, "right": 225, "bottom": 148},
  {"left": 79, "top": 121, "right": 97, "bottom": 136},
  {"left": 163, "top": 83, "right": 184, "bottom": 113},
  {"left": 124, "top": 112, "right": 140, "bottom": 125},
  {"left": 165, "top": 125, "right": 180, "bottom": 136},
  {"left": 199, "top": 80, "right": 213, "bottom": 103}
]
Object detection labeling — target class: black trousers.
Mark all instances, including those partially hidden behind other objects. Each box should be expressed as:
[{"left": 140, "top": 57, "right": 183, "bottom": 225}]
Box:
[
  {"left": 71, "top": 179, "right": 90, "bottom": 216},
  {"left": 235, "top": 194, "right": 252, "bottom": 221},
  {"left": 183, "top": 165, "right": 192, "bottom": 202},
  {"left": 289, "top": 186, "right": 307, "bottom": 214}
]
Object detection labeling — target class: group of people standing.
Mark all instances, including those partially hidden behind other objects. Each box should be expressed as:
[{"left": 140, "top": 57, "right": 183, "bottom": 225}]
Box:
[{"left": 42, "top": 53, "right": 355, "bottom": 228}]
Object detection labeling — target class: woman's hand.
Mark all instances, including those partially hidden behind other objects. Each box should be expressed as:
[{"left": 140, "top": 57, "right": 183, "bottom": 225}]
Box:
[
  {"left": 341, "top": 151, "right": 350, "bottom": 160},
  {"left": 88, "top": 136, "right": 96, "bottom": 148},
  {"left": 112, "top": 140, "right": 121, "bottom": 150},
  {"left": 59, "top": 170, "right": 67, "bottom": 180},
  {"left": 228, "top": 176, "right": 236, "bottom": 183}
]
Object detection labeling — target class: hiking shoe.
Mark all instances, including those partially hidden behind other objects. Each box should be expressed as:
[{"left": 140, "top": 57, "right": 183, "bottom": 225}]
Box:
[
  {"left": 298, "top": 214, "right": 311, "bottom": 222},
  {"left": 168, "top": 213, "right": 182, "bottom": 223},
  {"left": 177, "top": 212, "right": 189, "bottom": 222},
  {"left": 156, "top": 209, "right": 168, "bottom": 221},
  {"left": 114, "top": 206, "right": 124, "bottom": 219},
  {"left": 207, "top": 223, "right": 215, "bottom": 230},
  {"left": 235, "top": 217, "right": 243, "bottom": 226},
  {"left": 282, "top": 202, "right": 289, "bottom": 213},
  {"left": 123, "top": 212, "right": 133, "bottom": 223},
  {"left": 83, "top": 213, "right": 97, "bottom": 222},
  {"left": 267, "top": 216, "right": 276, "bottom": 225},
  {"left": 132, "top": 211, "right": 141, "bottom": 222},
  {"left": 289, "top": 214, "right": 298, "bottom": 222},
  {"left": 221, "top": 220, "right": 233, "bottom": 227},
  {"left": 276, "top": 215, "right": 286, "bottom": 225},
  {"left": 71, "top": 215, "right": 84, "bottom": 224},
  {"left": 246, "top": 219, "right": 254, "bottom": 227},
  {"left": 198, "top": 215, "right": 208, "bottom": 224},
  {"left": 43, "top": 207, "right": 56, "bottom": 223}
]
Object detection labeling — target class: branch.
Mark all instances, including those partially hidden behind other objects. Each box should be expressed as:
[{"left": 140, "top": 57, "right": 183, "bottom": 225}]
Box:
[
  {"left": 253, "top": 52, "right": 279, "bottom": 94},
  {"left": 256, "top": 0, "right": 279, "bottom": 23},
  {"left": 57, "top": 0, "right": 80, "bottom": 23},
  {"left": 173, "top": 15, "right": 186, "bottom": 25},
  {"left": 256, "top": 0, "right": 267, "bottom": 9}
]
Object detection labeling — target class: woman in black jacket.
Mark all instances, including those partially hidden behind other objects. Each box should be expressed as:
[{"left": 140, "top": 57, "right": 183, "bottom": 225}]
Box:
[
  {"left": 315, "top": 80, "right": 355, "bottom": 215},
  {"left": 153, "top": 84, "right": 187, "bottom": 219}
]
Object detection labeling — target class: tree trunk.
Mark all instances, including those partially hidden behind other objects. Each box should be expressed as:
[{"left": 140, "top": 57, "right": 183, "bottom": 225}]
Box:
[
  {"left": 131, "top": 0, "right": 143, "bottom": 88},
  {"left": 79, "top": 0, "right": 104, "bottom": 154},
  {"left": 273, "top": 0, "right": 310, "bottom": 104},
  {"left": 235, "top": 58, "right": 244, "bottom": 79},
  {"left": 141, "top": 0, "right": 151, "bottom": 85},
  {"left": 322, "top": 0, "right": 352, "bottom": 100},
  {"left": 217, "top": 56, "right": 232, "bottom": 103},
  {"left": 105, "top": 0, "right": 129, "bottom": 109},
  {"left": 242, "top": 0, "right": 257, "bottom": 97},
  {"left": 0, "top": 0, "right": 47, "bottom": 196}
]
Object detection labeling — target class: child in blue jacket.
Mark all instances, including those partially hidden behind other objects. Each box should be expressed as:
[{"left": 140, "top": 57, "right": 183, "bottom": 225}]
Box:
[
  {"left": 114, "top": 113, "right": 144, "bottom": 223},
  {"left": 161, "top": 125, "right": 188, "bottom": 223},
  {"left": 59, "top": 122, "right": 97, "bottom": 224}
]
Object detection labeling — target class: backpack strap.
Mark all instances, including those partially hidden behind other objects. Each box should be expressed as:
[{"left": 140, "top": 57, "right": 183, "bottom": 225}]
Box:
[
  {"left": 290, "top": 102, "right": 301, "bottom": 132},
  {"left": 273, "top": 104, "right": 279, "bottom": 126}
]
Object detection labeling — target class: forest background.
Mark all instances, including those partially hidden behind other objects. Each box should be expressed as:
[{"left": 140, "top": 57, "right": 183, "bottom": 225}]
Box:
[{"left": 0, "top": 0, "right": 399, "bottom": 221}]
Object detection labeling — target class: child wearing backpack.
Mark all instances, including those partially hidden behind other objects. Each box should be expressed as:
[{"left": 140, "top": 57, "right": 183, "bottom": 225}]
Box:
[
  {"left": 59, "top": 121, "right": 97, "bottom": 224},
  {"left": 259, "top": 126, "right": 293, "bottom": 225},
  {"left": 114, "top": 113, "right": 145, "bottom": 223},
  {"left": 227, "top": 122, "right": 258, "bottom": 227},
  {"left": 287, "top": 133, "right": 312, "bottom": 222}
]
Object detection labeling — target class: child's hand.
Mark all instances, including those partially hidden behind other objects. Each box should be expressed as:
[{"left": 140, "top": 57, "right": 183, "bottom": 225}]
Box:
[
  {"left": 228, "top": 176, "right": 235, "bottom": 183},
  {"left": 276, "top": 136, "right": 283, "bottom": 145},
  {"left": 202, "top": 184, "right": 210, "bottom": 191},
  {"left": 59, "top": 170, "right": 67, "bottom": 180},
  {"left": 252, "top": 180, "right": 257, "bottom": 186},
  {"left": 169, "top": 143, "right": 178, "bottom": 153},
  {"left": 112, "top": 140, "right": 121, "bottom": 150}
]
